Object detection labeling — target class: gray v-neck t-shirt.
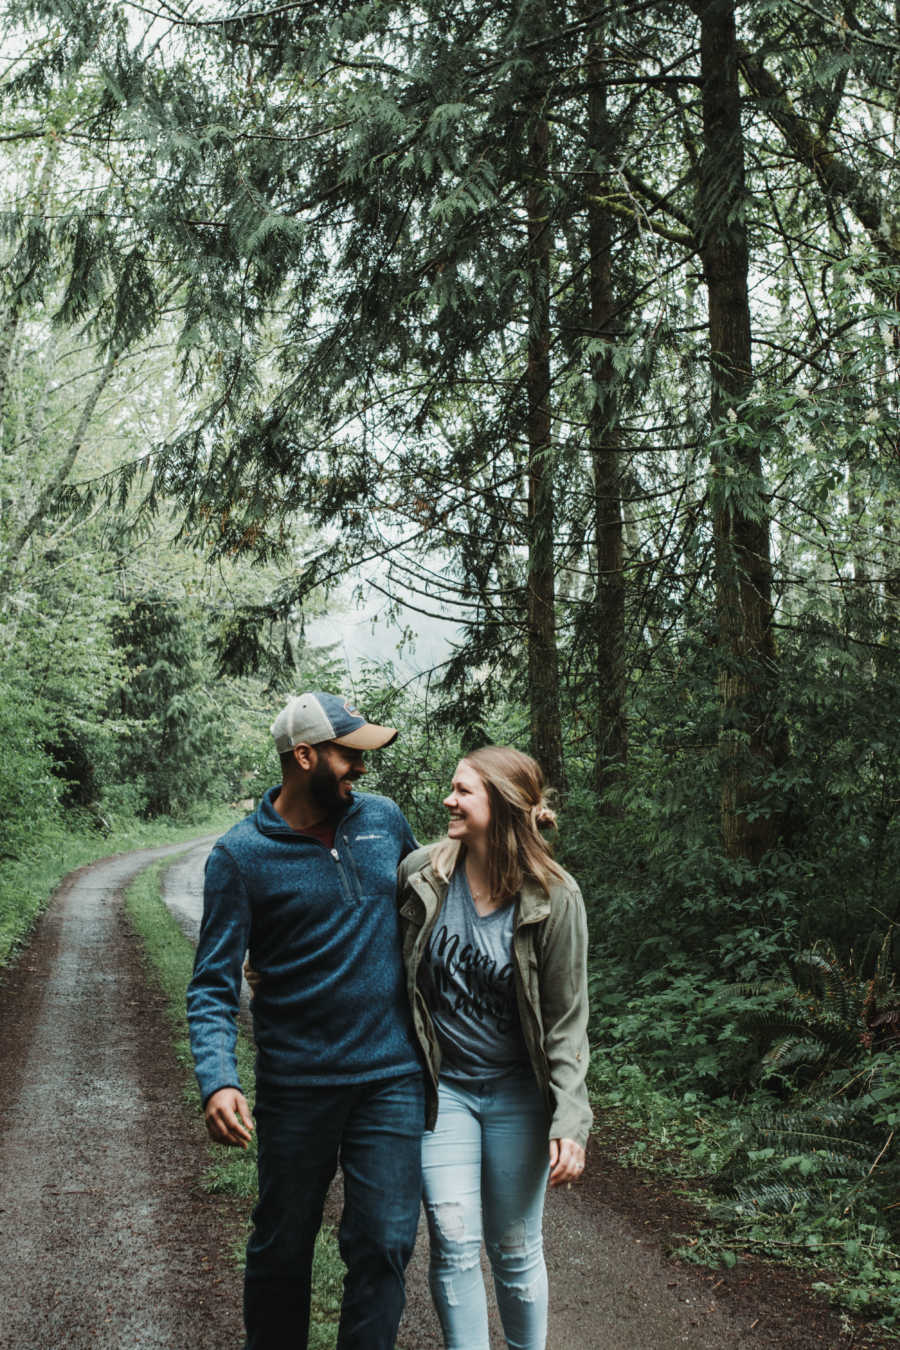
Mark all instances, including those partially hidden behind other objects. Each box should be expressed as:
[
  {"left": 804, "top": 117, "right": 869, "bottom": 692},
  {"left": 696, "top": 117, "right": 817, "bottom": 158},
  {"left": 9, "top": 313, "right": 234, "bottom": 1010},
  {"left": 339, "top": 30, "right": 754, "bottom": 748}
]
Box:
[{"left": 419, "top": 864, "right": 530, "bottom": 1079}]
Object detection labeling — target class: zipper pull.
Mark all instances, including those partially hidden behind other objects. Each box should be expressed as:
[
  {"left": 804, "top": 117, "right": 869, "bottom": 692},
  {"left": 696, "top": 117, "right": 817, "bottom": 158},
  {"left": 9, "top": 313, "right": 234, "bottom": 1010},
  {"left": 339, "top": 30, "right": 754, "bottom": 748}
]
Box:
[{"left": 331, "top": 848, "right": 340, "bottom": 861}]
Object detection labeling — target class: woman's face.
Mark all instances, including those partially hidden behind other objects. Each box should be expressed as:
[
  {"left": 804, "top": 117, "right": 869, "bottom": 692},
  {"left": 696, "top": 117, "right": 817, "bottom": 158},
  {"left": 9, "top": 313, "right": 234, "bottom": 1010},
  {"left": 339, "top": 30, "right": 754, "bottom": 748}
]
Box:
[{"left": 443, "top": 760, "right": 491, "bottom": 844}]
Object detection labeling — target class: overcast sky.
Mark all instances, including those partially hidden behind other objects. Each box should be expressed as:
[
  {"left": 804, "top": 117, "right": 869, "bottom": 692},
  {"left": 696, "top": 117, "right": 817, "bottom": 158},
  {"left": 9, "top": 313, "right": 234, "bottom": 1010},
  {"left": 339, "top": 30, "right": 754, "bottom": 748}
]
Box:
[{"left": 305, "top": 579, "right": 463, "bottom": 683}]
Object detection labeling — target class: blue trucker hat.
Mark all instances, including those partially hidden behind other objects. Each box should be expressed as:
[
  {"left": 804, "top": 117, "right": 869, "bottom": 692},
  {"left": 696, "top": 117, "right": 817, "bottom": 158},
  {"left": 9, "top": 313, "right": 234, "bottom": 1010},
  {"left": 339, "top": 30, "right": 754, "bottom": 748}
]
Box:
[{"left": 271, "top": 691, "right": 397, "bottom": 754}]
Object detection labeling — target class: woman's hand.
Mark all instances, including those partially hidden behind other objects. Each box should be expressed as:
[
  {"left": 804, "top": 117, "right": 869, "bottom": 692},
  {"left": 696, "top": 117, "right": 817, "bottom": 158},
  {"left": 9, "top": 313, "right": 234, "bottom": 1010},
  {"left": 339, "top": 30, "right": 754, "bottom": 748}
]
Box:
[{"left": 548, "top": 1137, "right": 585, "bottom": 1187}]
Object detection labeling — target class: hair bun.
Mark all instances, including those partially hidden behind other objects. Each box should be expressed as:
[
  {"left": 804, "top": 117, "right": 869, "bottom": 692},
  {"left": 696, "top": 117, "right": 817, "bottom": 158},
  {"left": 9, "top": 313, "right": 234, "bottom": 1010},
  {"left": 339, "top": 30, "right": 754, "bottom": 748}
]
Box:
[{"left": 533, "top": 802, "right": 557, "bottom": 830}]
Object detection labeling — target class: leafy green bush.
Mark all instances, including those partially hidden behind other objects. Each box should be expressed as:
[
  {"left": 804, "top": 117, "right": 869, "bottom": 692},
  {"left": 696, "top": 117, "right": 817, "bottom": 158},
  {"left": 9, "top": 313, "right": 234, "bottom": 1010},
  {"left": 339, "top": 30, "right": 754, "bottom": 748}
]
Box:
[
  {"left": 0, "top": 679, "right": 62, "bottom": 861},
  {"left": 590, "top": 965, "right": 775, "bottom": 1098}
]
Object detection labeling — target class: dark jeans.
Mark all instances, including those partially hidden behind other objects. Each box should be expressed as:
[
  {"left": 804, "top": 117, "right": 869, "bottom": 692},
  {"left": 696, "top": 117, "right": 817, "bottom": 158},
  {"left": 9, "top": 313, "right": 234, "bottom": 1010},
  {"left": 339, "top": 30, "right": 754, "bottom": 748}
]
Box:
[{"left": 243, "top": 1071, "right": 425, "bottom": 1350}]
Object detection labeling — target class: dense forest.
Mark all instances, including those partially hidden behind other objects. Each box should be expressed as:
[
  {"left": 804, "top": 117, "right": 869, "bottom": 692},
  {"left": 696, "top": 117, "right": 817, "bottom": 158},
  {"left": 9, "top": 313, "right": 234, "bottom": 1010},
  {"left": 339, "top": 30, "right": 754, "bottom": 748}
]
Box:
[{"left": 1, "top": 0, "right": 898, "bottom": 1327}]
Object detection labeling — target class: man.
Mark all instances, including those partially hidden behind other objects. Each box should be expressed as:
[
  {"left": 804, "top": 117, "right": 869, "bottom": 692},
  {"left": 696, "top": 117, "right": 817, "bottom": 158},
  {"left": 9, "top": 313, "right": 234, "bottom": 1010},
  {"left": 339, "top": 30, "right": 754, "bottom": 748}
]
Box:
[{"left": 187, "top": 691, "right": 425, "bottom": 1350}]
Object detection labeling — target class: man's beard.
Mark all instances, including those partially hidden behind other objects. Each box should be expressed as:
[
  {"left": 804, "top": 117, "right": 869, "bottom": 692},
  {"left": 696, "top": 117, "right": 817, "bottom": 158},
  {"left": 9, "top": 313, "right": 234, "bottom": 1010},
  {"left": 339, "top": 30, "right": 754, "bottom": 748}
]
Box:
[{"left": 309, "top": 759, "right": 352, "bottom": 816}]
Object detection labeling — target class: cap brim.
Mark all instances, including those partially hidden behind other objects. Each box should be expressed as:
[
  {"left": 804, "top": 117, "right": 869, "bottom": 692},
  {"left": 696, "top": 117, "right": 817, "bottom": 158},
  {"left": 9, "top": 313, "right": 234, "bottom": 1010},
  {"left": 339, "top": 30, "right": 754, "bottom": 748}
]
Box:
[{"left": 332, "top": 724, "right": 398, "bottom": 750}]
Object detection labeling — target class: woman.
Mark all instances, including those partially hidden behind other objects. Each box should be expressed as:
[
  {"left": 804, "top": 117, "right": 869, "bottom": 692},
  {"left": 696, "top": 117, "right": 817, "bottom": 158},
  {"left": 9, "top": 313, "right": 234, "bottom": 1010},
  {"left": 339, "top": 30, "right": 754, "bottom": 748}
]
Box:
[{"left": 398, "top": 745, "right": 592, "bottom": 1350}]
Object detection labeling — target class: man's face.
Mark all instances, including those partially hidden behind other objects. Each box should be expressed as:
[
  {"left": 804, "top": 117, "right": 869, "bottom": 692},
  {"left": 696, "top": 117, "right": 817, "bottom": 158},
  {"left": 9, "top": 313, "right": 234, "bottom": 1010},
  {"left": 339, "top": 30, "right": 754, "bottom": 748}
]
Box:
[{"left": 309, "top": 742, "right": 366, "bottom": 813}]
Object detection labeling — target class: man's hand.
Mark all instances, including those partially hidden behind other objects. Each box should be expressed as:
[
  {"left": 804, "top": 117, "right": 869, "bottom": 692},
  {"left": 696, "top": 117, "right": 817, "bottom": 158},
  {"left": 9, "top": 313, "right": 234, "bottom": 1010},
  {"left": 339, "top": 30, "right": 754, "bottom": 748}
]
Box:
[
  {"left": 548, "top": 1137, "right": 585, "bottom": 1187},
  {"left": 205, "top": 1088, "right": 254, "bottom": 1148}
]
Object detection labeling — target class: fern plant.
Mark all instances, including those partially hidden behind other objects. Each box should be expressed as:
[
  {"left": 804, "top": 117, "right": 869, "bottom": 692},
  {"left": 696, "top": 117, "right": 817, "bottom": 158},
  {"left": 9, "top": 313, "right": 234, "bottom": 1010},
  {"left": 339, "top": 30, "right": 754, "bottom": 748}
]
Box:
[
  {"left": 741, "top": 933, "right": 899, "bottom": 1089},
  {"left": 715, "top": 1099, "right": 876, "bottom": 1211},
  {"left": 716, "top": 934, "right": 899, "bottom": 1242}
]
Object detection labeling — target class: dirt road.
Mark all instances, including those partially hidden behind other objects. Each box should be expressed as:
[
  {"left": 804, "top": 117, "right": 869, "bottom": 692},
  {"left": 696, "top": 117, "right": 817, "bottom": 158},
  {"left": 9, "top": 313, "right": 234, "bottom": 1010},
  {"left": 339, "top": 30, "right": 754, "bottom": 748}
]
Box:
[
  {"left": 0, "top": 841, "right": 888, "bottom": 1348},
  {"left": 0, "top": 841, "right": 244, "bottom": 1349}
]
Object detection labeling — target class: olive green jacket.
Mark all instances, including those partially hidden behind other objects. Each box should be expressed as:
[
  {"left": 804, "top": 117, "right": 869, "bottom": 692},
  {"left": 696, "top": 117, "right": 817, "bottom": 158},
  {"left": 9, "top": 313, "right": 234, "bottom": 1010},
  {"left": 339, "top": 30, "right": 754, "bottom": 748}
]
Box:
[{"left": 397, "top": 845, "right": 593, "bottom": 1147}]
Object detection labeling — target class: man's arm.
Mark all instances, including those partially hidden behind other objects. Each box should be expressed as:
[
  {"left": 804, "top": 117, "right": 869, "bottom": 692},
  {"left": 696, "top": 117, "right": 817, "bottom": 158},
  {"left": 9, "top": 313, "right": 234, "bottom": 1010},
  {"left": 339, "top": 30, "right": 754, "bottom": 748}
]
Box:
[
  {"left": 395, "top": 804, "right": 419, "bottom": 861},
  {"left": 186, "top": 844, "right": 252, "bottom": 1128}
]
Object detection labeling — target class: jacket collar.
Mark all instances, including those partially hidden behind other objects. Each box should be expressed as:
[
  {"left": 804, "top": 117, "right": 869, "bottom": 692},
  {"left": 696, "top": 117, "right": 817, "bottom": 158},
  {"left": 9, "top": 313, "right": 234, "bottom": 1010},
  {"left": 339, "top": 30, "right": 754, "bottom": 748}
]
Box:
[
  {"left": 407, "top": 856, "right": 551, "bottom": 925},
  {"left": 517, "top": 877, "right": 552, "bottom": 924}
]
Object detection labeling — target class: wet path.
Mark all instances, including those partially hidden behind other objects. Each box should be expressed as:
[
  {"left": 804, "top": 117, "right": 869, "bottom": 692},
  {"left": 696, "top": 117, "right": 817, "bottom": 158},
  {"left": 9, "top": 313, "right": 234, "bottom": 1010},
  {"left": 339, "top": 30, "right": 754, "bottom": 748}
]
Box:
[
  {"left": 162, "top": 843, "right": 770, "bottom": 1349},
  {"left": 0, "top": 839, "right": 242, "bottom": 1350},
  {"left": 0, "top": 839, "right": 873, "bottom": 1349}
]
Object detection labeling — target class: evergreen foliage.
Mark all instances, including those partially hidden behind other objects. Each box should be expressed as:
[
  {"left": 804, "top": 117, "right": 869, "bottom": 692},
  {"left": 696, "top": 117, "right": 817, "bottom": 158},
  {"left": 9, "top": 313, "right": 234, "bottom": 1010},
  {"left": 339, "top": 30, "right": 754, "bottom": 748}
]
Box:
[
  {"left": 1, "top": 0, "right": 899, "bottom": 1323},
  {"left": 111, "top": 593, "right": 225, "bottom": 816}
]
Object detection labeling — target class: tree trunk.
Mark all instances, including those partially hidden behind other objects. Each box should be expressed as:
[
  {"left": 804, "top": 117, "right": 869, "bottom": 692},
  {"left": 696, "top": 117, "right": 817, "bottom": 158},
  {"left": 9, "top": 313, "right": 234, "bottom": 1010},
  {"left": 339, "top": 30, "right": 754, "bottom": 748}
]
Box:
[
  {"left": 881, "top": 273, "right": 900, "bottom": 627},
  {"left": 585, "top": 26, "right": 627, "bottom": 810},
  {"left": 525, "top": 84, "right": 567, "bottom": 792},
  {"left": 694, "top": 0, "right": 782, "bottom": 863},
  {"left": 0, "top": 148, "right": 58, "bottom": 428}
]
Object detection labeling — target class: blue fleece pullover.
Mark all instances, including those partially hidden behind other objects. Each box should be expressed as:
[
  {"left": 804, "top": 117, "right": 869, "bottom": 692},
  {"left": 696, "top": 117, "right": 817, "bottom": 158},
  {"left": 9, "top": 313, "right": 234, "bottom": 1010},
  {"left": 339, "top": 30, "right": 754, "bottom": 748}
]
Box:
[{"left": 187, "top": 786, "right": 421, "bottom": 1105}]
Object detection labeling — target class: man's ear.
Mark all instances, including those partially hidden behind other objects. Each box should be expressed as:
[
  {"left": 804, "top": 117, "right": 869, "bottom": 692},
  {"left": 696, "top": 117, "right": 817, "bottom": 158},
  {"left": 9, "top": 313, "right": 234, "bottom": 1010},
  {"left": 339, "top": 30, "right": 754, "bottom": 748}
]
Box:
[{"left": 292, "top": 742, "right": 317, "bottom": 771}]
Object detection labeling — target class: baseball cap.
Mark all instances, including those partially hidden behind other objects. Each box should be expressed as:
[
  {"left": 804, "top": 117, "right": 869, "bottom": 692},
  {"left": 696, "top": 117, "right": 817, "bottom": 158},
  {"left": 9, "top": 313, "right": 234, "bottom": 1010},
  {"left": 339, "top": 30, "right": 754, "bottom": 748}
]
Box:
[{"left": 271, "top": 691, "right": 398, "bottom": 754}]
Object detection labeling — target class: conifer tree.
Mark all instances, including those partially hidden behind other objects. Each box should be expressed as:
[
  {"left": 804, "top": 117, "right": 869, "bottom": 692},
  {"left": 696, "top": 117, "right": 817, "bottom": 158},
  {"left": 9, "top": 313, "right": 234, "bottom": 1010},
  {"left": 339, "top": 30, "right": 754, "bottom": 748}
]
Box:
[{"left": 4, "top": 0, "right": 899, "bottom": 859}]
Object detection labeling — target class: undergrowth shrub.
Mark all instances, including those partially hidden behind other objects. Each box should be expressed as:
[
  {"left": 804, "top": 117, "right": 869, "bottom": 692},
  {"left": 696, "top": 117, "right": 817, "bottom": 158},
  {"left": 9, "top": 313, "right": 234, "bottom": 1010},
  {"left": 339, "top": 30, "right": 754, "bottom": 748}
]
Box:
[
  {"left": 0, "top": 680, "right": 62, "bottom": 861},
  {"left": 591, "top": 967, "right": 774, "bottom": 1098},
  {"left": 715, "top": 938, "right": 900, "bottom": 1242}
]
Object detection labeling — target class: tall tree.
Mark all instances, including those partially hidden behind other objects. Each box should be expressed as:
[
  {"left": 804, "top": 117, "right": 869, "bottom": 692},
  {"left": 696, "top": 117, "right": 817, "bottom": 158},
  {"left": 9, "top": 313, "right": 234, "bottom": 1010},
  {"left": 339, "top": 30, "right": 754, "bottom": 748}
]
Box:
[
  {"left": 691, "top": 0, "right": 783, "bottom": 863},
  {"left": 525, "top": 9, "right": 567, "bottom": 790},
  {"left": 583, "top": 19, "right": 627, "bottom": 806},
  {"left": 6, "top": 0, "right": 898, "bottom": 885}
]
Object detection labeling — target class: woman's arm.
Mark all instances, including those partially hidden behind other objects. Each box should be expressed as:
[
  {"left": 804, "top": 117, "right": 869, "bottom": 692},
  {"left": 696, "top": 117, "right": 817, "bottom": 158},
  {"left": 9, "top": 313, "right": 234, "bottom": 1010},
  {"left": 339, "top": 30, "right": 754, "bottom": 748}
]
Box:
[{"left": 538, "top": 880, "right": 593, "bottom": 1152}]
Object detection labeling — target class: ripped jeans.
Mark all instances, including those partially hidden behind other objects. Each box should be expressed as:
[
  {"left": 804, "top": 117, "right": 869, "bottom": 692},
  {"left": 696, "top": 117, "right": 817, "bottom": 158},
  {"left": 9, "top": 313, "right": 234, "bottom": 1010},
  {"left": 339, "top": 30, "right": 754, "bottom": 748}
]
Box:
[{"left": 421, "top": 1069, "right": 550, "bottom": 1350}]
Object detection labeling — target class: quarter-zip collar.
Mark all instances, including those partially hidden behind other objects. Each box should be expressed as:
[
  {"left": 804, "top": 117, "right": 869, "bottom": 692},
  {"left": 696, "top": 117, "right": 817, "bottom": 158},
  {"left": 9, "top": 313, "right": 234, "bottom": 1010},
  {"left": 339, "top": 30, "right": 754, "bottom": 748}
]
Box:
[{"left": 255, "top": 784, "right": 362, "bottom": 840}]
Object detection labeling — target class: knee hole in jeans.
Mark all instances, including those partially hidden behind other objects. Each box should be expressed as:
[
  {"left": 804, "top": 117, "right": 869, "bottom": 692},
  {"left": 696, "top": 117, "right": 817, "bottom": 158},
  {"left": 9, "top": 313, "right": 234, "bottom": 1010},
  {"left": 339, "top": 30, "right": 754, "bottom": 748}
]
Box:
[
  {"left": 498, "top": 1219, "right": 526, "bottom": 1252},
  {"left": 486, "top": 1219, "right": 545, "bottom": 1303},
  {"left": 428, "top": 1200, "right": 466, "bottom": 1243},
  {"left": 494, "top": 1271, "right": 544, "bottom": 1304},
  {"left": 489, "top": 1229, "right": 545, "bottom": 1305},
  {"left": 426, "top": 1201, "right": 482, "bottom": 1274}
]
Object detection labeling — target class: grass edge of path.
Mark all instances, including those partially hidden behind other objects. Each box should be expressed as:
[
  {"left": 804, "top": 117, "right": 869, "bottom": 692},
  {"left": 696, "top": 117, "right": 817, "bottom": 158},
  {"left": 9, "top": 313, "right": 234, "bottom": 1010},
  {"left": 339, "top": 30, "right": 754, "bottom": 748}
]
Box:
[
  {"left": 0, "top": 808, "right": 243, "bottom": 970},
  {"left": 124, "top": 853, "right": 345, "bottom": 1349}
]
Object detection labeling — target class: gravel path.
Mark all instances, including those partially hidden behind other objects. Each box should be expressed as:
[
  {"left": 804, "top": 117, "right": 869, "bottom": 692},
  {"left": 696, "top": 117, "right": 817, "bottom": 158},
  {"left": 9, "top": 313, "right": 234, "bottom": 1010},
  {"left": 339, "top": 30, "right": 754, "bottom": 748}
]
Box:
[
  {"left": 160, "top": 841, "right": 887, "bottom": 1349},
  {"left": 0, "top": 840, "right": 244, "bottom": 1350},
  {"left": 0, "top": 839, "right": 889, "bottom": 1349}
]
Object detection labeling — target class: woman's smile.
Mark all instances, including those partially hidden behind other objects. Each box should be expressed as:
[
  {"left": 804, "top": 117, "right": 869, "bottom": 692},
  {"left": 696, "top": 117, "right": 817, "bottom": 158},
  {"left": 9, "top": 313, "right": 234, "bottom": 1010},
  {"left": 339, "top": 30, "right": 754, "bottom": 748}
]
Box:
[{"left": 444, "top": 760, "right": 491, "bottom": 842}]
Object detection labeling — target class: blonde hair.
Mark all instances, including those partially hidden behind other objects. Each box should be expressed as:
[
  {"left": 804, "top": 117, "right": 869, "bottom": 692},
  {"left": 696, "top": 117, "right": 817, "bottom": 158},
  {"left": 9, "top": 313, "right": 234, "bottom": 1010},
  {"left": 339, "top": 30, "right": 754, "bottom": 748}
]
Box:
[{"left": 432, "top": 745, "right": 565, "bottom": 900}]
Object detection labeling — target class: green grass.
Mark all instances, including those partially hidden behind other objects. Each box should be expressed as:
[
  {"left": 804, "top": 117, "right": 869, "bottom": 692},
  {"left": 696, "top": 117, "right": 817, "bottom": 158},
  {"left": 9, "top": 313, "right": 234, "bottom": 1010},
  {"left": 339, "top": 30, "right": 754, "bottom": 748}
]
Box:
[
  {"left": 0, "top": 806, "right": 242, "bottom": 968},
  {"left": 124, "top": 852, "right": 345, "bottom": 1347}
]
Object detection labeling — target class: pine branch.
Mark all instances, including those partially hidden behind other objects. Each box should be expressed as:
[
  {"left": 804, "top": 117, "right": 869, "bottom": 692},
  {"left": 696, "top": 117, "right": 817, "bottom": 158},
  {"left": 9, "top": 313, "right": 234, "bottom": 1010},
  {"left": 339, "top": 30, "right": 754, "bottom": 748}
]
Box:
[
  {"left": 736, "top": 42, "right": 900, "bottom": 263},
  {"left": 121, "top": 0, "right": 316, "bottom": 30},
  {"left": 0, "top": 342, "right": 123, "bottom": 610},
  {"left": 0, "top": 143, "right": 58, "bottom": 416}
]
